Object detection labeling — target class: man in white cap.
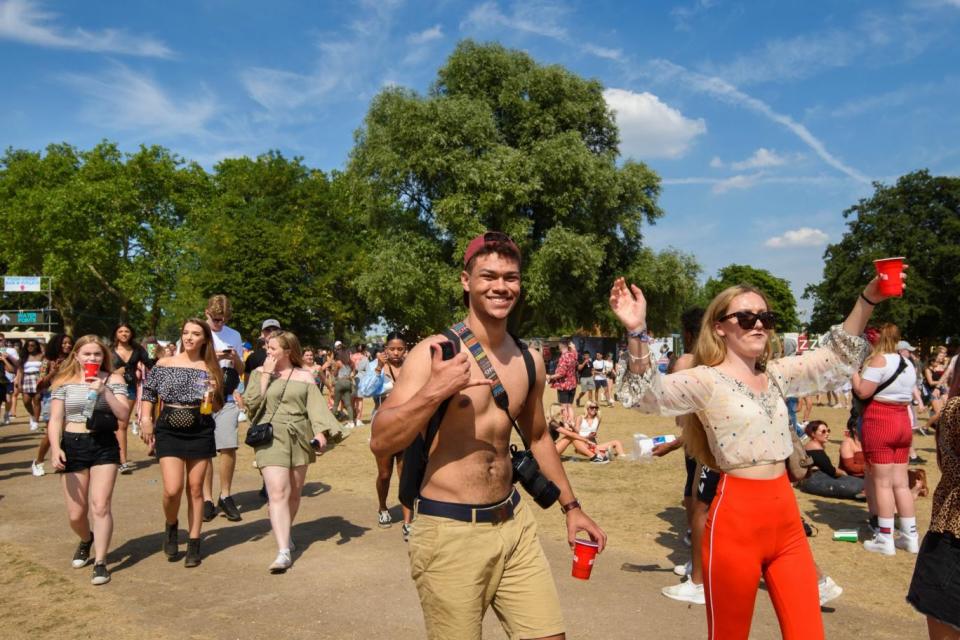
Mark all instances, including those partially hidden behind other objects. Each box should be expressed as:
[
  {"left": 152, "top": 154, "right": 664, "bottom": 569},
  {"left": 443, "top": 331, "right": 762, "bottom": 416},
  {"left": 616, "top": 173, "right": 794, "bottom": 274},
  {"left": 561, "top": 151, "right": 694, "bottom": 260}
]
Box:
[{"left": 244, "top": 319, "right": 281, "bottom": 385}]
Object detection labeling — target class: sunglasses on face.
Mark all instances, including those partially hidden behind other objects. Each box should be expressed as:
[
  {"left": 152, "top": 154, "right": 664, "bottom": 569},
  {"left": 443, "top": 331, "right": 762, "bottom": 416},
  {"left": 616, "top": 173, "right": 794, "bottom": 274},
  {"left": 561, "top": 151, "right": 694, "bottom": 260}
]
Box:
[
  {"left": 719, "top": 310, "right": 777, "bottom": 330},
  {"left": 818, "top": 428, "right": 830, "bottom": 435}
]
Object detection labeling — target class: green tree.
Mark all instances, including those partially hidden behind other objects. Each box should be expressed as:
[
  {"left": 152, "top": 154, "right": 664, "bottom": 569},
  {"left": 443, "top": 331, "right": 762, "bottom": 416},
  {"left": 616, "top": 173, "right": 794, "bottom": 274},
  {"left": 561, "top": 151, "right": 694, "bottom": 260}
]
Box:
[
  {"left": 624, "top": 247, "right": 703, "bottom": 336},
  {"left": 349, "top": 40, "right": 665, "bottom": 336},
  {"left": 805, "top": 170, "right": 960, "bottom": 339},
  {"left": 175, "top": 152, "right": 374, "bottom": 343},
  {"left": 703, "top": 264, "right": 799, "bottom": 332},
  {"left": 0, "top": 142, "right": 206, "bottom": 336}
]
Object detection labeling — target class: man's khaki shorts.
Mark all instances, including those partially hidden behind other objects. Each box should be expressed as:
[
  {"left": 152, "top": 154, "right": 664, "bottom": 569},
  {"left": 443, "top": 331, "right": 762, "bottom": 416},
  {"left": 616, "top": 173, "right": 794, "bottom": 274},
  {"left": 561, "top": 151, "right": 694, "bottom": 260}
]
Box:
[{"left": 408, "top": 496, "right": 565, "bottom": 640}]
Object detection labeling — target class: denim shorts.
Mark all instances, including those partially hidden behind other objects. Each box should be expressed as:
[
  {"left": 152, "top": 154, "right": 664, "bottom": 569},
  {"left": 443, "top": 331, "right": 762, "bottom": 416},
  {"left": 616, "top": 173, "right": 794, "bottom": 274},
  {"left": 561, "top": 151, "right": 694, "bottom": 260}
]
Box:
[
  {"left": 907, "top": 531, "right": 960, "bottom": 630},
  {"left": 61, "top": 431, "right": 120, "bottom": 473}
]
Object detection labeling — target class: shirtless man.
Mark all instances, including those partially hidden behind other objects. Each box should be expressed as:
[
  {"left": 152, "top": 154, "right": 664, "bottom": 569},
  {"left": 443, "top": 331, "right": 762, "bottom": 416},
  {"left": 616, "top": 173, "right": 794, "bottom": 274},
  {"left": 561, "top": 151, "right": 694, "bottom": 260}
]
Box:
[{"left": 371, "top": 232, "right": 606, "bottom": 640}]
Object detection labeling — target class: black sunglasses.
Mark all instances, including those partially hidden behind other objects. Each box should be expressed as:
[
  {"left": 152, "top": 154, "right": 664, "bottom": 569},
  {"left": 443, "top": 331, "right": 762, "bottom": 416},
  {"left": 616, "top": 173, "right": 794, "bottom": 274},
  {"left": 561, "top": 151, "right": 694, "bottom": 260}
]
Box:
[{"left": 719, "top": 310, "right": 777, "bottom": 330}]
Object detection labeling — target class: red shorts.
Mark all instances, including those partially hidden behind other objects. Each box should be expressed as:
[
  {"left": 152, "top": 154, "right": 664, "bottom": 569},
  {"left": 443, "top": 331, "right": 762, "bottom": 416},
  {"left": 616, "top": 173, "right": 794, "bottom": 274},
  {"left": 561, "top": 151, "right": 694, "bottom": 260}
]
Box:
[{"left": 861, "top": 401, "right": 912, "bottom": 464}]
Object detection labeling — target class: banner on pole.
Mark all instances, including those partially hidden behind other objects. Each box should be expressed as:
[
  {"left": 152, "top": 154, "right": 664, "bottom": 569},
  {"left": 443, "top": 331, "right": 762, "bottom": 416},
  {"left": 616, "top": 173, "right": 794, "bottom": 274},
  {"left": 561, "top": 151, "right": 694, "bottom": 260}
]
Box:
[{"left": 4, "top": 276, "right": 42, "bottom": 292}]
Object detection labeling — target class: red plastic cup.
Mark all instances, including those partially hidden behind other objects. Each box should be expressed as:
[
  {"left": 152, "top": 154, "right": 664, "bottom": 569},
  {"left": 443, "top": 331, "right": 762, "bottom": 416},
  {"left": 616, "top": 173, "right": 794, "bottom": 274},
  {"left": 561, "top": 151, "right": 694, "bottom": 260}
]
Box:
[
  {"left": 874, "top": 257, "right": 905, "bottom": 297},
  {"left": 83, "top": 362, "right": 100, "bottom": 380},
  {"left": 571, "top": 538, "right": 600, "bottom": 580}
]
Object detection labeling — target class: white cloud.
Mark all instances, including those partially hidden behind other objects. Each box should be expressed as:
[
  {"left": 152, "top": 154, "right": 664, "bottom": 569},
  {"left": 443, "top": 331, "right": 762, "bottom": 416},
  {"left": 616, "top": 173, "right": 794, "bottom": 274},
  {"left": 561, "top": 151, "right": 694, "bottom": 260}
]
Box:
[
  {"left": 603, "top": 88, "right": 706, "bottom": 159},
  {"left": 701, "top": 12, "right": 938, "bottom": 86},
  {"left": 0, "top": 0, "right": 172, "bottom": 57},
  {"left": 61, "top": 65, "right": 216, "bottom": 137},
  {"left": 581, "top": 43, "right": 623, "bottom": 61},
  {"left": 710, "top": 148, "right": 790, "bottom": 170},
  {"left": 662, "top": 174, "right": 844, "bottom": 192},
  {"left": 645, "top": 59, "right": 871, "bottom": 183},
  {"left": 764, "top": 227, "right": 830, "bottom": 248},
  {"left": 459, "top": 1, "right": 620, "bottom": 62},
  {"left": 461, "top": 1, "right": 568, "bottom": 40},
  {"left": 407, "top": 24, "right": 443, "bottom": 45},
  {"left": 671, "top": 0, "right": 718, "bottom": 31}
]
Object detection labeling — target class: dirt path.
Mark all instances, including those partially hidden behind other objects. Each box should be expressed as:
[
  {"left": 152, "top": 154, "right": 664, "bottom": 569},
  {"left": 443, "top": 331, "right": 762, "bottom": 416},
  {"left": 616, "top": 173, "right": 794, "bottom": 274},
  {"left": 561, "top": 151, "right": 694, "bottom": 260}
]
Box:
[{"left": 0, "top": 403, "right": 929, "bottom": 639}]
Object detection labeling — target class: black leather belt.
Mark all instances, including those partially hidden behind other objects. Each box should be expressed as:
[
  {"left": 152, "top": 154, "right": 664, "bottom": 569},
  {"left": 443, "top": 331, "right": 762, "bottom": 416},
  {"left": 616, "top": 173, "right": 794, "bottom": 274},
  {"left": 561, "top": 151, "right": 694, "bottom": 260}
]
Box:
[{"left": 416, "top": 489, "right": 520, "bottom": 524}]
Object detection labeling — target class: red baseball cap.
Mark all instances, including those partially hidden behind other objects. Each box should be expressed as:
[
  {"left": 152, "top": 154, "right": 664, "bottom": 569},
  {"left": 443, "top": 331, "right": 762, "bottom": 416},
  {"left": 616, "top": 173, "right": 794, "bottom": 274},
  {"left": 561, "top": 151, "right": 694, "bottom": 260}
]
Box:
[{"left": 463, "top": 231, "right": 521, "bottom": 267}]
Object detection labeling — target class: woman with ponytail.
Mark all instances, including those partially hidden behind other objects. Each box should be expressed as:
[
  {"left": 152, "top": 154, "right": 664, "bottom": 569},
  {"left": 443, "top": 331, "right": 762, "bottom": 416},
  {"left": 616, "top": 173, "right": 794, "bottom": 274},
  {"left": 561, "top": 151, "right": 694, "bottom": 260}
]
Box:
[{"left": 611, "top": 275, "right": 896, "bottom": 640}]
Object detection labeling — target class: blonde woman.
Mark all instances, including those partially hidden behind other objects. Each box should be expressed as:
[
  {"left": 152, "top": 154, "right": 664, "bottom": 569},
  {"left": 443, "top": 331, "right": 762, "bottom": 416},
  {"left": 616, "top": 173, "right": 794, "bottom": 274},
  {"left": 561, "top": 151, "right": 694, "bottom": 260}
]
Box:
[
  {"left": 611, "top": 274, "right": 892, "bottom": 640},
  {"left": 47, "top": 336, "right": 131, "bottom": 585},
  {"left": 244, "top": 331, "right": 339, "bottom": 573}
]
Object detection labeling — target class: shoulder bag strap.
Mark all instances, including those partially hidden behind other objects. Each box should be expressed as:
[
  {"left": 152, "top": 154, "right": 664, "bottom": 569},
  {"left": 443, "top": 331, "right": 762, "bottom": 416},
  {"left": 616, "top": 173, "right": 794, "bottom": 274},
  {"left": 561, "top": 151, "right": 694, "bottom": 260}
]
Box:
[
  {"left": 450, "top": 322, "right": 535, "bottom": 448},
  {"left": 871, "top": 355, "right": 908, "bottom": 398},
  {"left": 257, "top": 370, "right": 293, "bottom": 426},
  {"left": 422, "top": 327, "right": 460, "bottom": 451}
]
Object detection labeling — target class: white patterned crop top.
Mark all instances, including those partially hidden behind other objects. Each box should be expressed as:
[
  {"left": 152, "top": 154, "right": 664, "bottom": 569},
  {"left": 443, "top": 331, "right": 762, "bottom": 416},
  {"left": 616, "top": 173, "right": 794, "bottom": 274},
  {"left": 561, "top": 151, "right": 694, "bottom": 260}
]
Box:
[{"left": 616, "top": 325, "right": 869, "bottom": 471}]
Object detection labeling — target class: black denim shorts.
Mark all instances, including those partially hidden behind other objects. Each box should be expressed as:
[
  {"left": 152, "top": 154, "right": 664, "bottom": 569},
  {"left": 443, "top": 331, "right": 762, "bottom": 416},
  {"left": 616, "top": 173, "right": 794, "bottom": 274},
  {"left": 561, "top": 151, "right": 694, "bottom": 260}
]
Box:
[
  {"left": 907, "top": 531, "right": 960, "bottom": 630},
  {"left": 61, "top": 431, "right": 120, "bottom": 473}
]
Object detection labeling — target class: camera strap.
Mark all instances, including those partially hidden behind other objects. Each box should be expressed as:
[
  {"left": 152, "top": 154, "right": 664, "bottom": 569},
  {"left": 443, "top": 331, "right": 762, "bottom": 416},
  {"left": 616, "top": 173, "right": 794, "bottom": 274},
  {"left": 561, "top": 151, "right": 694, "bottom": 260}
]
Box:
[{"left": 450, "top": 322, "right": 535, "bottom": 449}]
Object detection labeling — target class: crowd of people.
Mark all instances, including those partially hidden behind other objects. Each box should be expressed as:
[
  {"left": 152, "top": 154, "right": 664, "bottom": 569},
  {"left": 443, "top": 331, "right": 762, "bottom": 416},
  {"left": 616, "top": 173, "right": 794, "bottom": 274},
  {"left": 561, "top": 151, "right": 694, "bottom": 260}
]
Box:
[{"left": 3, "top": 231, "right": 958, "bottom": 639}]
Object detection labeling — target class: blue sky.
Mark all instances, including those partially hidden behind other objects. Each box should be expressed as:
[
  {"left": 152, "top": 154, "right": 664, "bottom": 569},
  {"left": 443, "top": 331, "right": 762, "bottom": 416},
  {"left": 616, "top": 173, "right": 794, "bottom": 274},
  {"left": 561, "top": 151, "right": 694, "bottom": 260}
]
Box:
[{"left": 2, "top": 0, "right": 959, "bottom": 320}]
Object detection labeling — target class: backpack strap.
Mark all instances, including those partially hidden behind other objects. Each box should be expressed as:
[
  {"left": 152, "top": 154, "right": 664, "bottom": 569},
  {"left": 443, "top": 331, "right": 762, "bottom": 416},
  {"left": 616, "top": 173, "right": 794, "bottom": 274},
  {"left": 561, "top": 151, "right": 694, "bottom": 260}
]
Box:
[{"left": 422, "top": 327, "right": 460, "bottom": 452}]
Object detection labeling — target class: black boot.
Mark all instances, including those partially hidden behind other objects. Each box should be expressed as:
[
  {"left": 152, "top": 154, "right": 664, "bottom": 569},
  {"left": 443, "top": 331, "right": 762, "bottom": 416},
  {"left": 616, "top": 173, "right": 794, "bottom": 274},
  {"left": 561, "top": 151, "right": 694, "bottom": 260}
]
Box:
[
  {"left": 184, "top": 538, "right": 202, "bottom": 568},
  {"left": 163, "top": 521, "right": 178, "bottom": 561}
]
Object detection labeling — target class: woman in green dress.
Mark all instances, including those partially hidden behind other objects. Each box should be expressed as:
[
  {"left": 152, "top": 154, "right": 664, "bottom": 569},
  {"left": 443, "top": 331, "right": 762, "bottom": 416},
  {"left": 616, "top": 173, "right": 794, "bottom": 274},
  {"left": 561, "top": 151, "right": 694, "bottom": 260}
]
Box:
[{"left": 243, "top": 331, "right": 339, "bottom": 573}]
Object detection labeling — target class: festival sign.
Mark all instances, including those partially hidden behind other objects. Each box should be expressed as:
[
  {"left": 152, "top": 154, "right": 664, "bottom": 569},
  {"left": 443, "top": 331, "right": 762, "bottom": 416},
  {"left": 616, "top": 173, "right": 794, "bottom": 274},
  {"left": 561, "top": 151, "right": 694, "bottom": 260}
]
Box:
[{"left": 4, "top": 276, "right": 42, "bottom": 292}]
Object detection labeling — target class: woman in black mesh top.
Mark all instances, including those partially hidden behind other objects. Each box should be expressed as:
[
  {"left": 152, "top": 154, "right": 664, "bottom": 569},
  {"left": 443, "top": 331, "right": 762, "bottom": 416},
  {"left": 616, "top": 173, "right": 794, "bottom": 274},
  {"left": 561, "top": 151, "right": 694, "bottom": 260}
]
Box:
[{"left": 140, "top": 319, "right": 223, "bottom": 568}]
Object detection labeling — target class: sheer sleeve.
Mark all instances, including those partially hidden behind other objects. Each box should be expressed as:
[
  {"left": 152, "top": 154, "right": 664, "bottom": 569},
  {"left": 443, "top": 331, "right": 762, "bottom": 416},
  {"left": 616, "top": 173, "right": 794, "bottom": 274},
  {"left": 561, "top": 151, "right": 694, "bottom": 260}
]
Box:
[
  {"left": 768, "top": 324, "right": 870, "bottom": 398},
  {"left": 306, "top": 383, "right": 340, "bottom": 436},
  {"left": 616, "top": 353, "right": 714, "bottom": 416},
  {"left": 141, "top": 367, "right": 160, "bottom": 403},
  {"left": 242, "top": 370, "right": 266, "bottom": 415}
]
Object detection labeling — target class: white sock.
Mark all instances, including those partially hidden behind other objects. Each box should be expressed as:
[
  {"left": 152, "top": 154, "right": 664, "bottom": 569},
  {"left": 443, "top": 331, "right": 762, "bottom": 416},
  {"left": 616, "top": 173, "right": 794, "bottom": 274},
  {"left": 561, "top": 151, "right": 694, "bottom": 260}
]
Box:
[
  {"left": 899, "top": 517, "right": 917, "bottom": 537},
  {"left": 877, "top": 517, "right": 895, "bottom": 537}
]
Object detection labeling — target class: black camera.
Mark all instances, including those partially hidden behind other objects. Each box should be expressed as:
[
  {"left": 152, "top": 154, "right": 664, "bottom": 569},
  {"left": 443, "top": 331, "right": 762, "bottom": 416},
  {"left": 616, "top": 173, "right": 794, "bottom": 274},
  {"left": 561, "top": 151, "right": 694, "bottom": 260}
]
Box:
[{"left": 510, "top": 445, "right": 560, "bottom": 509}]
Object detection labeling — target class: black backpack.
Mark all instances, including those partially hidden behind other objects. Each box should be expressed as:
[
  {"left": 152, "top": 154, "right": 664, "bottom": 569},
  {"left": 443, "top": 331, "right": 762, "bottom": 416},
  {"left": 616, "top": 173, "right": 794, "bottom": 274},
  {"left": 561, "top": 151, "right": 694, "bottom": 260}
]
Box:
[{"left": 398, "top": 329, "right": 536, "bottom": 509}]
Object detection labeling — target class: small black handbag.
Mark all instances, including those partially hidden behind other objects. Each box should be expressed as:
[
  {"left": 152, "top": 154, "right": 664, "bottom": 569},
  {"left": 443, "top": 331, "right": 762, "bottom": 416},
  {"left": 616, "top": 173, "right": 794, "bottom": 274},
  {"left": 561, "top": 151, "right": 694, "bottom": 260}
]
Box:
[
  {"left": 86, "top": 409, "right": 119, "bottom": 433},
  {"left": 244, "top": 371, "right": 291, "bottom": 448}
]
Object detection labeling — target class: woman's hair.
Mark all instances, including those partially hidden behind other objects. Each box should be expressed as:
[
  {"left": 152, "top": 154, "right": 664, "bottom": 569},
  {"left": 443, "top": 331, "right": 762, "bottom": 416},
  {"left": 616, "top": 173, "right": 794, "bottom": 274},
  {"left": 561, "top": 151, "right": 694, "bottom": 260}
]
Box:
[
  {"left": 682, "top": 284, "right": 775, "bottom": 468},
  {"left": 584, "top": 402, "right": 602, "bottom": 419},
  {"left": 205, "top": 294, "right": 232, "bottom": 321},
  {"left": 111, "top": 322, "right": 139, "bottom": 348},
  {"left": 335, "top": 346, "right": 353, "bottom": 368},
  {"left": 50, "top": 335, "right": 114, "bottom": 389},
  {"left": 386, "top": 331, "right": 405, "bottom": 344},
  {"left": 20, "top": 339, "right": 41, "bottom": 361},
  {"left": 44, "top": 334, "right": 72, "bottom": 360},
  {"left": 271, "top": 331, "right": 304, "bottom": 368},
  {"left": 870, "top": 323, "right": 900, "bottom": 357},
  {"left": 180, "top": 319, "right": 225, "bottom": 406},
  {"left": 804, "top": 420, "right": 827, "bottom": 439}
]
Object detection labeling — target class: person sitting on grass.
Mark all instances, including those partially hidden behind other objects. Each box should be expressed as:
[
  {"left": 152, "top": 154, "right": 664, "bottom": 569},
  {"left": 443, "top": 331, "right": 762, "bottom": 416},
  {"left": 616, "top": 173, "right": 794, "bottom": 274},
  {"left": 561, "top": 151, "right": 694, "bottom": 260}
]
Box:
[
  {"left": 798, "top": 420, "right": 865, "bottom": 500},
  {"left": 552, "top": 402, "right": 624, "bottom": 463}
]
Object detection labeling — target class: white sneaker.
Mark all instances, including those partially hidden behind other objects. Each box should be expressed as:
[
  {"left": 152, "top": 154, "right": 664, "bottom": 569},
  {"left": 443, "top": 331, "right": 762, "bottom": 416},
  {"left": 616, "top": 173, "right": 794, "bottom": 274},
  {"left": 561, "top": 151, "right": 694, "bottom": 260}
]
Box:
[
  {"left": 818, "top": 576, "right": 843, "bottom": 606},
  {"left": 661, "top": 580, "right": 705, "bottom": 605},
  {"left": 673, "top": 560, "right": 692, "bottom": 577},
  {"left": 895, "top": 533, "right": 919, "bottom": 553},
  {"left": 683, "top": 529, "right": 692, "bottom": 547},
  {"left": 269, "top": 550, "right": 292, "bottom": 573},
  {"left": 130, "top": 421, "right": 140, "bottom": 436},
  {"left": 354, "top": 420, "right": 364, "bottom": 428},
  {"left": 31, "top": 461, "right": 45, "bottom": 477},
  {"left": 863, "top": 534, "right": 895, "bottom": 556},
  {"left": 29, "top": 418, "right": 39, "bottom": 431},
  {"left": 378, "top": 510, "right": 392, "bottom": 528}
]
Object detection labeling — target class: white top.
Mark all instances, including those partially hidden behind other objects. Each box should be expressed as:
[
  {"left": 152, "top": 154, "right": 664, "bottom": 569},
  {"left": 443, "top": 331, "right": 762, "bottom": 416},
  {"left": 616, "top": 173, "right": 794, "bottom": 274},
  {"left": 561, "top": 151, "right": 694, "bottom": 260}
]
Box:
[
  {"left": 578, "top": 416, "right": 599, "bottom": 438},
  {"left": 618, "top": 325, "right": 868, "bottom": 471},
  {"left": 4, "top": 348, "right": 18, "bottom": 382},
  {"left": 862, "top": 353, "right": 916, "bottom": 403},
  {"left": 212, "top": 324, "right": 244, "bottom": 368},
  {"left": 592, "top": 359, "right": 607, "bottom": 380}
]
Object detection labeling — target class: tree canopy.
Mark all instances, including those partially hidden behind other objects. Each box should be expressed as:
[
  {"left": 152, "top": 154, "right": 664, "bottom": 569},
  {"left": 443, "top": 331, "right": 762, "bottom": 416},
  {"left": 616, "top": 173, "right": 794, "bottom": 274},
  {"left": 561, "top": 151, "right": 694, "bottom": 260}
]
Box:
[
  {"left": 703, "top": 264, "right": 800, "bottom": 332},
  {"left": 349, "top": 40, "right": 669, "bottom": 336},
  {"left": 804, "top": 170, "right": 960, "bottom": 340}
]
